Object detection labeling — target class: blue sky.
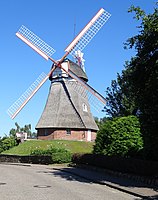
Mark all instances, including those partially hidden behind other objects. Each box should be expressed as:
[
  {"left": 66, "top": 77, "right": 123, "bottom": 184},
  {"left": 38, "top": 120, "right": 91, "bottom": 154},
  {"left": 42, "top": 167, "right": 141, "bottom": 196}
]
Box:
[{"left": 0, "top": 0, "right": 156, "bottom": 136}]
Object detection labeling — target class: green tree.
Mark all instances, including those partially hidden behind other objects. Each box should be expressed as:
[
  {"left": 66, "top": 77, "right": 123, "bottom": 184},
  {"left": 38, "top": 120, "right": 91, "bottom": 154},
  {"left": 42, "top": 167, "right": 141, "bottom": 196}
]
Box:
[
  {"left": 0, "top": 123, "right": 36, "bottom": 153},
  {"left": 94, "top": 116, "right": 109, "bottom": 128},
  {"left": 93, "top": 116, "right": 143, "bottom": 157},
  {"left": 104, "top": 74, "right": 137, "bottom": 118},
  {"left": 123, "top": 4, "right": 158, "bottom": 160},
  {"left": 21, "top": 124, "right": 32, "bottom": 137},
  {"left": 9, "top": 123, "right": 34, "bottom": 138}
]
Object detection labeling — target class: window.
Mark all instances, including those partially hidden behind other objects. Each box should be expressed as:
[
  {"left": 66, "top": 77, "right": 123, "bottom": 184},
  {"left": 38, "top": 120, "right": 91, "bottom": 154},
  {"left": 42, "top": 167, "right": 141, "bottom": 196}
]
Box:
[
  {"left": 66, "top": 129, "right": 71, "bottom": 135},
  {"left": 82, "top": 103, "right": 88, "bottom": 112},
  {"left": 44, "top": 129, "right": 48, "bottom": 136}
]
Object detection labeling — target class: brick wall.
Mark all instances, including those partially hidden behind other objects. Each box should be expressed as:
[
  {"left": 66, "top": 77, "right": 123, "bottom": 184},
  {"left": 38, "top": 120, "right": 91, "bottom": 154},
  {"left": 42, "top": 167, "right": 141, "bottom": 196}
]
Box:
[{"left": 37, "top": 128, "right": 96, "bottom": 141}]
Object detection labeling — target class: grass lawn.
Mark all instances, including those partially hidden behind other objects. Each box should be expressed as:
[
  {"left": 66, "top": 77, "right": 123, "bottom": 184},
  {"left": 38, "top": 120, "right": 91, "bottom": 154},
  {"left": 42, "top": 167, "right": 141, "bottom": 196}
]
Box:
[{"left": 2, "top": 140, "right": 94, "bottom": 155}]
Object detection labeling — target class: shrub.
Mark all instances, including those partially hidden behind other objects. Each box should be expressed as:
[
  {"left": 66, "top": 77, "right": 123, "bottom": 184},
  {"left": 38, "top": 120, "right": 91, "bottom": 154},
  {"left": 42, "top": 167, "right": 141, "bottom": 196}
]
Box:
[
  {"left": 30, "top": 146, "right": 72, "bottom": 163},
  {"left": 0, "top": 137, "right": 17, "bottom": 152},
  {"left": 93, "top": 116, "right": 143, "bottom": 157},
  {"left": 52, "top": 152, "right": 72, "bottom": 164}
]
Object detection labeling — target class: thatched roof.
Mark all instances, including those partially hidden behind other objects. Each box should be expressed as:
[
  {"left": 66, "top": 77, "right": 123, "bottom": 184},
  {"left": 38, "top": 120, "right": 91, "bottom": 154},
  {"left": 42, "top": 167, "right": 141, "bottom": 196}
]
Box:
[
  {"left": 68, "top": 60, "right": 88, "bottom": 82},
  {"left": 36, "top": 79, "right": 98, "bottom": 131}
]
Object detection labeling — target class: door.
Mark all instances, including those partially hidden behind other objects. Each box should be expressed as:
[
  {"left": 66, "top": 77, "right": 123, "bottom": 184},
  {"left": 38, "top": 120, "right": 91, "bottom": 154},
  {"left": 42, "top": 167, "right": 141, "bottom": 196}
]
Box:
[{"left": 87, "top": 130, "right": 91, "bottom": 141}]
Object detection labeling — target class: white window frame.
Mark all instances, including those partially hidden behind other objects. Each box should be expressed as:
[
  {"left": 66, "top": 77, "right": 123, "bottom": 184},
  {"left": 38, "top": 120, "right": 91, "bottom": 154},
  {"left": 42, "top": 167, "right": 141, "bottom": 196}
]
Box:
[{"left": 82, "top": 103, "right": 88, "bottom": 112}]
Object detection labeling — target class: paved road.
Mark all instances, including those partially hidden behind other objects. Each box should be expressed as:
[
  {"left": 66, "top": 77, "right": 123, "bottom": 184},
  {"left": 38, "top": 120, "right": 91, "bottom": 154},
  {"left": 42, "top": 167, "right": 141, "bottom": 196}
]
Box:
[{"left": 0, "top": 163, "right": 140, "bottom": 200}]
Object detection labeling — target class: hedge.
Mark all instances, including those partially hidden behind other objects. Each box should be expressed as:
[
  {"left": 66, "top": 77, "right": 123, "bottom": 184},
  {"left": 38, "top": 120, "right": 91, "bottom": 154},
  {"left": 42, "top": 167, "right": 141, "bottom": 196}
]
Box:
[{"left": 72, "top": 153, "right": 158, "bottom": 176}]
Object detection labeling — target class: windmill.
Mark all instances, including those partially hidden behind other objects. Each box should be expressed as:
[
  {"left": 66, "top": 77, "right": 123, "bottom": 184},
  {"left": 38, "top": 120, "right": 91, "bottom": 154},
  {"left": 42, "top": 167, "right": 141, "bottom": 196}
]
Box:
[{"left": 7, "top": 8, "right": 111, "bottom": 141}]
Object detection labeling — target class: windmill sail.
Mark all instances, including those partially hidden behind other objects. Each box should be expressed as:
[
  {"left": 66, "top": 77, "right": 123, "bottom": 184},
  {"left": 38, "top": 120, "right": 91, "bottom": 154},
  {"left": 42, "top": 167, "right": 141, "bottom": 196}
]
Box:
[
  {"left": 16, "top": 25, "right": 56, "bottom": 60},
  {"left": 59, "top": 62, "right": 107, "bottom": 106},
  {"left": 64, "top": 8, "right": 111, "bottom": 58},
  {"left": 7, "top": 66, "right": 56, "bottom": 119},
  {"left": 66, "top": 80, "right": 105, "bottom": 112}
]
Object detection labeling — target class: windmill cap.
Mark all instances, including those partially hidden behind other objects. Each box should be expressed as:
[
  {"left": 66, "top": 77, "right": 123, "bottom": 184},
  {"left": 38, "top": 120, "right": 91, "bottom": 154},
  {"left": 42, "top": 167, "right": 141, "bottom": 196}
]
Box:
[{"left": 68, "top": 59, "right": 88, "bottom": 82}]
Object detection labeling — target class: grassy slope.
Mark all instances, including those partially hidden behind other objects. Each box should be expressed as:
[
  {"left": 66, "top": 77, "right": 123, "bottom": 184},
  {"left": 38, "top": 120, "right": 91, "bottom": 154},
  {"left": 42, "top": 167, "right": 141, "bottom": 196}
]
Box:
[{"left": 2, "top": 140, "right": 94, "bottom": 155}]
